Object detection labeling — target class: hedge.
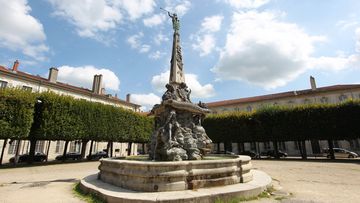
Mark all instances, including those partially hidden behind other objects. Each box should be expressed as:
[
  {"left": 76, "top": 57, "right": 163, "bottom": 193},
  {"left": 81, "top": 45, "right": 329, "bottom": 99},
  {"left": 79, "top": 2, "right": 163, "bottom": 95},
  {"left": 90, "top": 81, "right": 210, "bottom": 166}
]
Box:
[
  {"left": 0, "top": 88, "right": 35, "bottom": 139},
  {"left": 1, "top": 89, "right": 153, "bottom": 143},
  {"left": 204, "top": 100, "right": 360, "bottom": 143}
]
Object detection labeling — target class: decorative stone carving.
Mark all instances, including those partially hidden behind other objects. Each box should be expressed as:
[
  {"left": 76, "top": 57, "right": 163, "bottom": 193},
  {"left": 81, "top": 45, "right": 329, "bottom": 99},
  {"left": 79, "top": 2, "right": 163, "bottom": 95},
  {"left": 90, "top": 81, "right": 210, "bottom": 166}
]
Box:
[{"left": 149, "top": 12, "right": 212, "bottom": 161}]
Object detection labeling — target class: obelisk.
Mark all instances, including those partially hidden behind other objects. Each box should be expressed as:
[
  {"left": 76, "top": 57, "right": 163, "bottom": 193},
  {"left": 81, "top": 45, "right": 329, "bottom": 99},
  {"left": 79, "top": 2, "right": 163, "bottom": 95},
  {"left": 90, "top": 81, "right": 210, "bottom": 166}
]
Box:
[{"left": 168, "top": 12, "right": 185, "bottom": 85}]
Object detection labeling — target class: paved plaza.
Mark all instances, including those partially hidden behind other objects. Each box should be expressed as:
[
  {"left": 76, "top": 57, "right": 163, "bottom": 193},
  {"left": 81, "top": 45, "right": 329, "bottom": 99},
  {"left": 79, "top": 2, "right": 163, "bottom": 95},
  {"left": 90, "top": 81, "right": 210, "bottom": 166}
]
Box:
[{"left": 0, "top": 159, "right": 359, "bottom": 203}]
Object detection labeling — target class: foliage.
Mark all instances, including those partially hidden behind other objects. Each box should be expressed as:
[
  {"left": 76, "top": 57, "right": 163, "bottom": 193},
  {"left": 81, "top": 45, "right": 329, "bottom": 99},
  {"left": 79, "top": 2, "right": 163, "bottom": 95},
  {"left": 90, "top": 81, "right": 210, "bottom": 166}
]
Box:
[
  {"left": 1, "top": 88, "right": 153, "bottom": 142},
  {"left": 204, "top": 100, "right": 360, "bottom": 142},
  {"left": 0, "top": 88, "right": 36, "bottom": 139}
]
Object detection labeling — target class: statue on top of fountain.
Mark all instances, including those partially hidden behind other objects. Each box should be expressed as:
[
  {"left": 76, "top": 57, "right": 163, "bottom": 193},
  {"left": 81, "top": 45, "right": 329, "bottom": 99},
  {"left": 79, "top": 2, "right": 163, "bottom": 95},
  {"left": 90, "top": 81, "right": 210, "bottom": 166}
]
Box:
[{"left": 149, "top": 11, "right": 212, "bottom": 161}]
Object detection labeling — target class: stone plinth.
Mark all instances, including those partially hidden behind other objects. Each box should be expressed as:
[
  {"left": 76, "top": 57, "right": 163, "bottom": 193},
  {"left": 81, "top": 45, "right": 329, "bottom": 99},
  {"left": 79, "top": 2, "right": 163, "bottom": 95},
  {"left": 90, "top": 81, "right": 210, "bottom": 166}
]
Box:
[{"left": 98, "top": 155, "right": 253, "bottom": 192}]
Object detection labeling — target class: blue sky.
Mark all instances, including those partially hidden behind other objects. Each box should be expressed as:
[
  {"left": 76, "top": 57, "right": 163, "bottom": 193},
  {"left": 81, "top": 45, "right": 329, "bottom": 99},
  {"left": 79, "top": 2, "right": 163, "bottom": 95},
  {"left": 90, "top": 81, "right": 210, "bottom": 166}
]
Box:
[{"left": 1, "top": 0, "right": 360, "bottom": 110}]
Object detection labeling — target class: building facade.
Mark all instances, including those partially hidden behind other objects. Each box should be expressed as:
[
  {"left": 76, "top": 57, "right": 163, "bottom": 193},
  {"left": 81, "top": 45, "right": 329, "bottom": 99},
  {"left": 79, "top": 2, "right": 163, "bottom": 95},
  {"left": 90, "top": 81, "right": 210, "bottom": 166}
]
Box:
[
  {"left": 0, "top": 61, "right": 142, "bottom": 163},
  {"left": 206, "top": 77, "right": 360, "bottom": 156}
]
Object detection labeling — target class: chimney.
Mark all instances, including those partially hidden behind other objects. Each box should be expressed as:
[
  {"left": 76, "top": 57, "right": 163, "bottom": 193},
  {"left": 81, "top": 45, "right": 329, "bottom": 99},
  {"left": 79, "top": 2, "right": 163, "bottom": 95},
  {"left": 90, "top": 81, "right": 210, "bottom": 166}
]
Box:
[
  {"left": 126, "top": 94, "right": 131, "bottom": 103},
  {"left": 12, "top": 60, "right": 19, "bottom": 72},
  {"left": 48, "top": 67, "right": 58, "bottom": 83},
  {"left": 92, "top": 74, "right": 103, "bottom": 94},
  {"left": 310, "top": 76, "right": 316, "bottom": 91}
]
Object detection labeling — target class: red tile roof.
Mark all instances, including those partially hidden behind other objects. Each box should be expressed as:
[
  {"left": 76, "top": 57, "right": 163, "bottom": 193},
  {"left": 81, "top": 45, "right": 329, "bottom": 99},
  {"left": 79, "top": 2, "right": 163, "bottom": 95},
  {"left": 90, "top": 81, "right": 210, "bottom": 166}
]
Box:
[{"left": 207, "top": 84, "right": 360, "bottom": 107}]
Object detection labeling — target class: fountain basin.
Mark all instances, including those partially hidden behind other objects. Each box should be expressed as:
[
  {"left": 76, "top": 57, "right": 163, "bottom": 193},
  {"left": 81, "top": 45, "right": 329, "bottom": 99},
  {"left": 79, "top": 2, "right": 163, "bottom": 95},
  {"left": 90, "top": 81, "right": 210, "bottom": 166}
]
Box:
[{"left": 98, "top": 155, "right": 253, "bottom": 192}]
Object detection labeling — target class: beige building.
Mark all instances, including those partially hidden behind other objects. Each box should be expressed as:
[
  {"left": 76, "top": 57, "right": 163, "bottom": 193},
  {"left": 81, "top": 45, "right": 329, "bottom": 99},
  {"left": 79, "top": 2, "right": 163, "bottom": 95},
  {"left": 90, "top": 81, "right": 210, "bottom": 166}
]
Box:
[
  {"left": 207, "top": 77, "right": 360, "bottom": 156},
  {"left": 0, "top": 61, "right": 142, "bottom": 163}
]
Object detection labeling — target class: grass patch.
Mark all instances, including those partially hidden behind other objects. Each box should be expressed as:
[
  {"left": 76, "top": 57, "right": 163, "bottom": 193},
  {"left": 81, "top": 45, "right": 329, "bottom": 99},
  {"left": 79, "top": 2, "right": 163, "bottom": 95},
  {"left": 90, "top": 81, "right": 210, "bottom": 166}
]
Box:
[{"left": 73, "top": 183, "right": 105, "bottom": 203}]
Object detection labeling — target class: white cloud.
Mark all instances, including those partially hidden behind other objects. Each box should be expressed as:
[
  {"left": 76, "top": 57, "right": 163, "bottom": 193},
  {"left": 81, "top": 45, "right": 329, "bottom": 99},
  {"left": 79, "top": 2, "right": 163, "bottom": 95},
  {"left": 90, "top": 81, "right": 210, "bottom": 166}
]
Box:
[
  {"left": 130, "top": 93, "right": 161, "bottom": 111},
  {"left": 143, "top": 14, "right": 166, "bottom": 27},
  {"left": 114, "top": 0, "right": 155, "bottom": 21},
  {"left": 154, "top": 32, "right": 169, "bottom": 45},
  {"left": 191, "top": 15, "right": 223, "bottom": 56},
  {"left": 151, "top": 71, "right": 215, "bottom": 99},
  {"left": 225, "top": 0, "right": 270, "bottom": 9},
  {"left": 149, "top": 51, "right": 166, "bottom": 60},
  {"left": 48, "top": 0, "right": 156, "bottom": 41},
  {"left": 48, "top": 0, "right": 122, "bottom": 40},
  {"left": 56, "top": 65, "right": 120, "bottom": 91},
  {"left": 164, "top": 0, "right": 191, "bottom": 17},
  {"left": 201, "top": 15, "right": 224, "bottom": 33},
  {"left": 213, "top": 11, "right": 327, "bottom": 89},
  {"left": 0, "top": 0, "right": 48, "bottom": 60},
  {"left": 127, "top": 32, "right": 151, "bottom": 53},
  {"left": 192, "top": 34, "right": 216, "bottom": 57}
]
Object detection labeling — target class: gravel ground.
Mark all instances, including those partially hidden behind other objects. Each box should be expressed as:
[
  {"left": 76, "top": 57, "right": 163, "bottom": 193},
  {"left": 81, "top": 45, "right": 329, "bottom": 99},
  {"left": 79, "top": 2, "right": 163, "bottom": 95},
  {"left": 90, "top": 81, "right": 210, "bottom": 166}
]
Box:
[{"left": 0, "top": 159, "right": 359, "bottom": 203}]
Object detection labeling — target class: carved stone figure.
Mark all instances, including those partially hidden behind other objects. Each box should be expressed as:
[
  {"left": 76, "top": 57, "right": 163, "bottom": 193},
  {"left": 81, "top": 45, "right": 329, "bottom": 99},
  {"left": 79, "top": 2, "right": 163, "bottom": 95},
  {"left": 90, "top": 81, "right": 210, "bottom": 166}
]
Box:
[{"left": 149, "top": 11, "right": 212, "bottom": 161}]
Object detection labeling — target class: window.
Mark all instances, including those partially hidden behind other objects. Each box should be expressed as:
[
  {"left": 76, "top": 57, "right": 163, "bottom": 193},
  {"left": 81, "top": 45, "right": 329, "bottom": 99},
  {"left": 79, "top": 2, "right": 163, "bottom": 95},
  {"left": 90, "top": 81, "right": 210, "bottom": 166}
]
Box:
[
  {"left": 35, "top": 141, "right": 45, "bottom": 153},
  {"left": 55, "top": 141, "right": 63, "bottom": 153},
  {"left": 234, "top": 107, "right": 240, "bottom": 112},
  {"left": 279, "top": 142, "right": 286, "bottom": 150},
  {"left": 246, "top": 106, "right": 252, "bottom": 112},
  {"left": 320, "top": 97, "right": 328, "bottom": 104},
  {"left": 304, "top": 99, "right": 311, "bottom": 104},
  {"left": 339, "top": 94, "right": 348, "bottom": 102},
  {"left": 7, "top": 140, "right": 18, "bottom": 154},
  {"left": 263, "top": 141, "right": 271, "bottom": 149},
  {"left": 250, "top": 142, "right": 256, "bottom": 151},
  {"left": 0, "top": 80, "right": 8, "bottom": 89},
  {"left": 22, "top": 86, "right": 32, "bottom": 92}
]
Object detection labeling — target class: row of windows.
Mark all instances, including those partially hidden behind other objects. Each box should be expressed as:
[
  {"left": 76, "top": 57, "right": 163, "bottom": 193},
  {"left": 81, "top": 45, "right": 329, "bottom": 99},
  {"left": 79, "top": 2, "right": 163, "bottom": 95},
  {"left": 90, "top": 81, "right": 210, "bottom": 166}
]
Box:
[
  {"left": 0, "top": 80, "right": 32, "bottom": 91},
  {"left": 219, "top": 94, "right": 358, "bottom": 113}
]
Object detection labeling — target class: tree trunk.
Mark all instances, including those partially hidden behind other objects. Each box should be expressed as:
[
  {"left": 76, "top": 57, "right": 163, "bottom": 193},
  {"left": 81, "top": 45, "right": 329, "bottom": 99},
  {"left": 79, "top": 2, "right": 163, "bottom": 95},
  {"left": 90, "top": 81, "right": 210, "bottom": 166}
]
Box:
[
  {"left": 45, "top": 140, "right": 51, "bottom": 161},
  {"left": 88, "top": 140, "right": 94, "bottom": 160},
  {"left": 80, "top": 140, "right": 88, "bottom": 159},
  {"left": 327, "top": 139, "right": 335, "bottom": 159},
  {"left": 217, "top": 143, "right": 220, "bottom": 153},
  {"left": 110, "top": 142, "right": 113, "bottom": 157},
  {"left": 14, "top": 140, "right": 22, "bottom": 165},
  {"left": 28, "top": 139, "right": 37, "bottom": 164},
  {"left": 62, "top": 141, "right": 69, "bottom": 162},
  {"left": 0, "top": 139, "right": 8, "bottom": 165},
  {"left": 142, "top": 143, "right": 145, "bottom": 154},
  {"left": 273, "top": 141, "right": 280, "bottom": 159},
  {"left": 301, "top": 140, "right": 307, "bottom": 159},
  {"left": 106, "top": 141, "right": 111, "bottom": 157},
  {"left": 127, "top": 142, "right": 132, "bottom": 156}
]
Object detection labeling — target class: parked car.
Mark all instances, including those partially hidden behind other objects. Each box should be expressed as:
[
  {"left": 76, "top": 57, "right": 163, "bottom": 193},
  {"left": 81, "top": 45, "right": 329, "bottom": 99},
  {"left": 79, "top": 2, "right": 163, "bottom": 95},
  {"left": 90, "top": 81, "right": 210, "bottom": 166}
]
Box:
[
  {"left": 55, "top": 152, "right": 82, "bottom": 161},
  {"left": 325, "top": 148, "right": 358, "bottom": 158},
  {"left": 87, "top": 151, "right": 108, "bottom": 160},
  {"left": 239, "top": 151, "right": 260, "bottom": 159},
  {"left": 9, "top": 152, "right": 47, "bottom": 163},
  {"left": 261, "top": 150, "right": 288, "bottom": 158}
]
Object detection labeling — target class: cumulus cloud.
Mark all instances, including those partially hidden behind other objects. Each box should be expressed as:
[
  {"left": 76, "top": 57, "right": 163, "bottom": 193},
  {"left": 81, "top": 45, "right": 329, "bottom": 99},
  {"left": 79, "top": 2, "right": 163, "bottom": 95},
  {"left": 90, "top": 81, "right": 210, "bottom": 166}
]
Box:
[
  {"left": 143, "top": 14, "right": 166, "bottom": 27},
  {"left": 56, "top": 65, "right": 120, "bottom": 91},
  {"left": 192, "top": 34, "right": 216, "bottom": 56},
  {"left": 164, "top": 0, "right": 191, "bottom": 17},
  {"left": 151, "top": 71, "right": 215, "bottom": 99},
  {"left": 114, "top": 0, "right": 155, "bottom": 21},
  {"left": 225, "top": 0, "right": 270, "bottom": 9},
  {"left": 192, "top": 15, "right": 223, "bottom": 57},
  {"left": 48, "top": 0, "right": 122, "bottom": 40},
  {"left": 127, "top": 32, "right": 151, "bottom": 53},
  {"left": 0, "top": 0, "right": 48, "bottom": 60},
  {"left": 48, "top": 0, "right": 155, "bottom": 41},
  {"left": 201, "top": 15, "right": 224, "bottom": 33},
  {"left": 130, "top": 93, "right": 161, "bottom": 111},
  {"left": 212, "top": 11, "right": 330, "bottom": 89}
]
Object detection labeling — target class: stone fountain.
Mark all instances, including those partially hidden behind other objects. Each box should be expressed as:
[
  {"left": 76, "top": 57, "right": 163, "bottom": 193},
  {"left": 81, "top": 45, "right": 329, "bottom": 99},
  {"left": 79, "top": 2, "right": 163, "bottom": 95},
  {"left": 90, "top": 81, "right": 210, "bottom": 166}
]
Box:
[{"left": 79, "top": 11, "right": 272, "bottom": 203}]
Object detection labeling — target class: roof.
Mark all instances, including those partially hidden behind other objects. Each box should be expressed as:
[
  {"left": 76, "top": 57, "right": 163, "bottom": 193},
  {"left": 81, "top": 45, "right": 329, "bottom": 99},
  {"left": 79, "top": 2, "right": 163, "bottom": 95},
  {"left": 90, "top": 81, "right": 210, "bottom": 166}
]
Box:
[
  {"left": 207, "top": 84, "right": 360, "bottom": 107},
  {"left": 0, "top": 66, "right": 141, "bottom": 108}
]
